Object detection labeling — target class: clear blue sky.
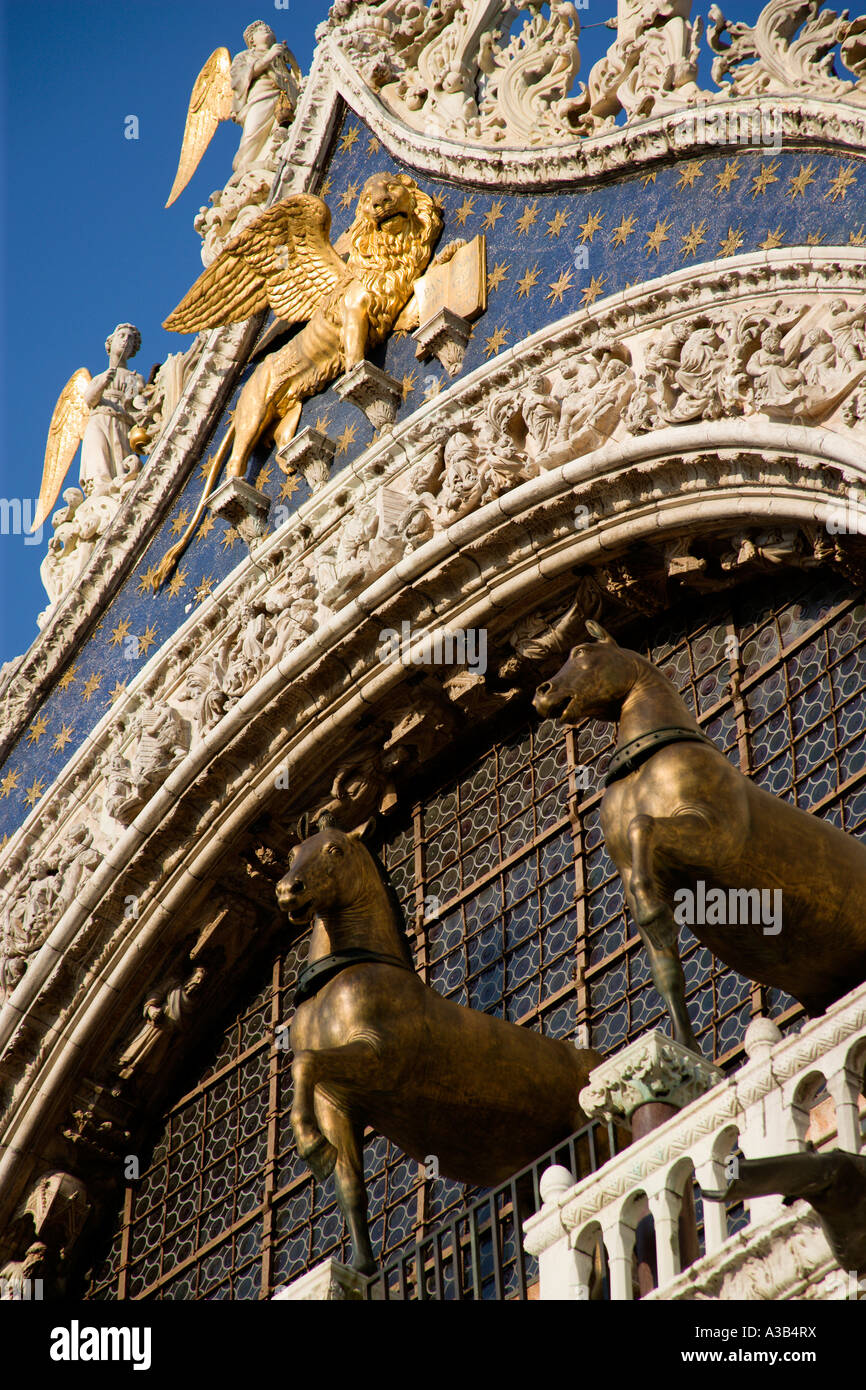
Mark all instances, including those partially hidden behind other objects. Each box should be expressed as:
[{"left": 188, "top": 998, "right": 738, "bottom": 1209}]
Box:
[{"left": 0, "top": 0, "right": 766, "bottom": 669}]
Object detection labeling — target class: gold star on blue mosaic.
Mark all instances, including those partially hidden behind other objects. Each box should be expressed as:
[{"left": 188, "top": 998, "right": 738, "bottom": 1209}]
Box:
[
  {"left": 482, "top": 198, "right": 505, "bottom": 231},
  {"left": 167, "top": 566, "right": 188, "bottom": 598},
  {"left": 484, "top": 325, "right": 508, "bottom": 356},
  {"left": 547, "top": 270, "right": 574, "bottom": 305},
  {"left": 82, "top": 672, "right": 103, "bottom": 701},
  {"left": 516, "top": 264, "right": 541, "bottom": 298},
  {"left": 336, "top": 422, "right": 357, "bottom": 455},
  {"left": 52, "top": 724, "right": 74, "bottom": 753},
  {"left": 713, "top": 159, "right": 742, "bottom": 194},
  {"left": 610, "top": 213, "right": 638, "bottom": 246},
  {"left": 339, "top": 180, "right": 360, "bottom": 210},
  {"left": 24, "top": 777, "right": 45, "bottom": 809},
  {"left": 137, "top": 624, "right": 158, "bottom": 657},
  {"left": 545, "top": 209, "right": 569, "bottom": 238},
  {"left": 109, "top": 616, "right": 131, "bottom": 648},
  {"left": 57, "top": 665, "right": 78, "bottom": 691},
  {"left": 826, "top": 163, "right": 857, "bottom": 202},
  {"left": 1, "top": 768, "right": 20, "bottom": 799},
  {"left": 751, "top": 160, "right": 781, "bottom": 197},
  {"left": 454, "top": 196, "right": 476, "bottom": 226},
  {"left": 644, "top": 217, "right": 672, "bottom": 255},
  {"left": 580, "top": 274, "right": 608, "bottom": 307},
  {"left": 719, "top": 225, "right": 745, "bottom": 257},
  {"left": 760, "top": 226, "right": 785, "bottom": 249},
  {"left": 487, "top": 261, "right": 509, "bottom": 292},
  {"left": 680, "top": 220, "right": 708, "bottom": 257},
  {"left": 338, "top": 125, "right": 360, "bottom": 153},
  {"left": 675, "top": 161, "right": 704, "bottom": 190},
  {"left": 516, "top": 201, "right": 539, "bottom": 235},
  {"left": 578, "top": 209, "right": 604, "bottom": 243},
  {"left": 788, "top": 161, "right": 817, "bottom": 199},
  {"left": 26, "top": 715, "right": 48, "bottom": 746}
]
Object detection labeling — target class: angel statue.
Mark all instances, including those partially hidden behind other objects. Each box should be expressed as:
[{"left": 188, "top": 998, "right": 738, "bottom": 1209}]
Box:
[
  {"left": 32, "top": 324, "right": 145, "bottom": 533},
  {"left": 154, "top": 172, "right": 445, "bottom": 584},
  {"left": 165, "top": 21, "right": 301, "bottom": 208}
]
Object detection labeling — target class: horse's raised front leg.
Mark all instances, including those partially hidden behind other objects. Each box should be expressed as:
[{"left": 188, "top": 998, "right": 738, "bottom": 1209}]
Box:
[
  {"left": 627, "top": 811, "right": 711, "bottom": 927},
  {"left": 291, "top": 1039, "right": 378, "bottom": 1182},
  {"left": 315, "top": 1095, "right": 375, "bottom": 1275},
  {"left": 624, "top": 812, "right": 707, "bottom": 1054}
]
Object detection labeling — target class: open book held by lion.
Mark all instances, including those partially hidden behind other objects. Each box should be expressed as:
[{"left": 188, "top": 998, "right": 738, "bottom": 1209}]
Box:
[{"left": 157, "top": 173, "right": 444, "bottom": 583}]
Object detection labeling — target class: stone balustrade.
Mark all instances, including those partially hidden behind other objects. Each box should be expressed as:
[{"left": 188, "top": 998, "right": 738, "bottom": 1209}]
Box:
[{"left": 524, "top": 980, "right": 866, "bottom": 1301}]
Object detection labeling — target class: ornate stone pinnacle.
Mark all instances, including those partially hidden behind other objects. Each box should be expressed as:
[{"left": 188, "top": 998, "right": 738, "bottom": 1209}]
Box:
[{"left": 579, "top": 1030, "right": 724, "bottom": 1125}]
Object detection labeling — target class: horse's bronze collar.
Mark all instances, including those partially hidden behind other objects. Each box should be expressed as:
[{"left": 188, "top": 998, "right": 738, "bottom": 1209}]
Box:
[
  {"left": 294, "top": 949, "right": 414, "bottom": 1006},
  {"left": 604, "top": 726, "right": 713, "bottom": 787}
]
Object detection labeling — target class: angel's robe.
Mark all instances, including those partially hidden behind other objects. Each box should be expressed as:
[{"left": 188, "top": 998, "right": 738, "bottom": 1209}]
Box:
[
  {"left": 230, "top": 48, "right": 297, "bottom": 176},
  {"left": 80, "top": 367, "right": 144, "bottom": 491}
]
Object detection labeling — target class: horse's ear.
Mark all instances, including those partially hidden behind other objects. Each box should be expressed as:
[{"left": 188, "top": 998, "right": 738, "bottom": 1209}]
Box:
[
  {"left": 347, "top": 817, "right": 376, "bottom": 843},
  {"left": 586, "top": 620, "right": 617, "bottom": 645}
]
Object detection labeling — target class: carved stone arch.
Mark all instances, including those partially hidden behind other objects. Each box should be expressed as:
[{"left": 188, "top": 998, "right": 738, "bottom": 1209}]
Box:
[{"left": 1, "top": 413, "right": 863, "bottom": 1262}]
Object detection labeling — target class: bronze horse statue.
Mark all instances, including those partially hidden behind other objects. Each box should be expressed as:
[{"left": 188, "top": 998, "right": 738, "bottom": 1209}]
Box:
[
  {"left": 534, "top": 621, "right": 866, "bottom": 1055},
  {"left": 277, "top": 824, "right": 601, "bottom": 1273}
]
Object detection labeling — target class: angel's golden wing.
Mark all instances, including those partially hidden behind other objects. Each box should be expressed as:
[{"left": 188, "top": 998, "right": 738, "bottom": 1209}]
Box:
[
  {"left": 163, "top": 194, "right": 349, "bottom": 334},
  {"left": 165, "top": 48, "right": 232, "bottom": 208},
  {"left": 32, "top": 369, "right": 92, "bottom": 531}
]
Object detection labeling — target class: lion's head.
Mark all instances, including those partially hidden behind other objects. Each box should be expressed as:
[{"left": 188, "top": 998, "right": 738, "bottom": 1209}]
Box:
[{"left": 347, "top": 173, "right": 443, "bottom": 324}]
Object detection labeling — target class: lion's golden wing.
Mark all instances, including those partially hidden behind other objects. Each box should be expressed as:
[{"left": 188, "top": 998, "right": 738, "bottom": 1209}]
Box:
[
  {"left": 163, "top": 195, "right": 347, "bottom": 334},
  {"left": 165, "top": 48, "right": 232, "bottom": 208},
  {"left": 32, "top": 369, "right": 91, "bottom": 531}
]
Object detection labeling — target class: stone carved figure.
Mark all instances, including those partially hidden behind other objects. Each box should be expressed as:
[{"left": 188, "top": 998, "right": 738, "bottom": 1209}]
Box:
[
  {"left": 278, "top": 823, "right": 600, "bottom": 1272},
  {"left": 194, "top": 170, "right": 273, "bottom": 266},
  {"left": 158, "top": 172, "right": 442, "bottom": 583},
  {"left": 165, "top": 22, "right": 301, "bottom": 208},
  {"left": 33, "top": 325, "right": 145, "bottom": 534},
  {"left": 0, "top": 827, "right": 99, "bottom": 999},
  {"left": 534, "top": 622, "right": 866, "bottom": 1053},
  {"left": 103, "top": 696, "right": 190, "bottom": 824},
  {"left": 117, "top": 967, "right": 208, "bottom": 1081}
]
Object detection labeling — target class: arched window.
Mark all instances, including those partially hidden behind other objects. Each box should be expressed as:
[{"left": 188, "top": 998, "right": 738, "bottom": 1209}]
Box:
[{"left": 82, "top": 568, "right": 866, "bottom": 1299}]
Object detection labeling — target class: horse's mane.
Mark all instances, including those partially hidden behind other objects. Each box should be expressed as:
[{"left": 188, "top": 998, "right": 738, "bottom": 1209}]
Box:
[{"left": 364, "top": 842, "right": 415, "bottom": 967}]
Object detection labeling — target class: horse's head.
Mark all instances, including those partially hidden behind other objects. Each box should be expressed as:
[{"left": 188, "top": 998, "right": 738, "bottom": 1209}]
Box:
[
  {"left": 533, "top": 621, "right": 639, "bottom": 725},
  {"left": 276, "top": 825, "right": 370, "bottom": 924}
]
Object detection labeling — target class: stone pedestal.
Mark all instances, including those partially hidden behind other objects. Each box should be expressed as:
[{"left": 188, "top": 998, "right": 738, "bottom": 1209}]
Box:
[
  {"left": 209, "top": 477, "right": 271, "bottom": 547},
  {"left": 578, "top": 1032, "right": 723, "bottom": 1298},
  {"left": 277, "top": 427, "right": 336, "bottom": 492},
  {"left": 413, "top": 307, "right": 473, "bottom": 378},
  {"left": 335, "top": 361, "right": 403, "bottom": 433},
  {"left": 579, "top": 1031, "right": 723, "bottom": 1128},
  {"left": 272, "top": 1257, "right": 366, "bottom": 1301}
]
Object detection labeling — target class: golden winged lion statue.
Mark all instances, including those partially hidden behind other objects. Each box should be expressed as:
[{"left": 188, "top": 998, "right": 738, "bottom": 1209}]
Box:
[{"left": 156, "top": 172, "right": 443, "bottom": 583}]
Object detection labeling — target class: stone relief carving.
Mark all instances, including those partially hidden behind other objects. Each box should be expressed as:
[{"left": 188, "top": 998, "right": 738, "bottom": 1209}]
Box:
[
  {"left": 326, "top": 0, "right": 785, "bottom": 145},
  {"left": 0, "top": 825, "right": 99, "bottom": 1001},
  {"left": 102, "top": 695, "right": 190, "bottom": 827},
  {"left": 194, "top": 169, "right": 273, "bottom": 266},
  {"left": 707, "top": 0, "right": 866, "bottom": 102}
]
